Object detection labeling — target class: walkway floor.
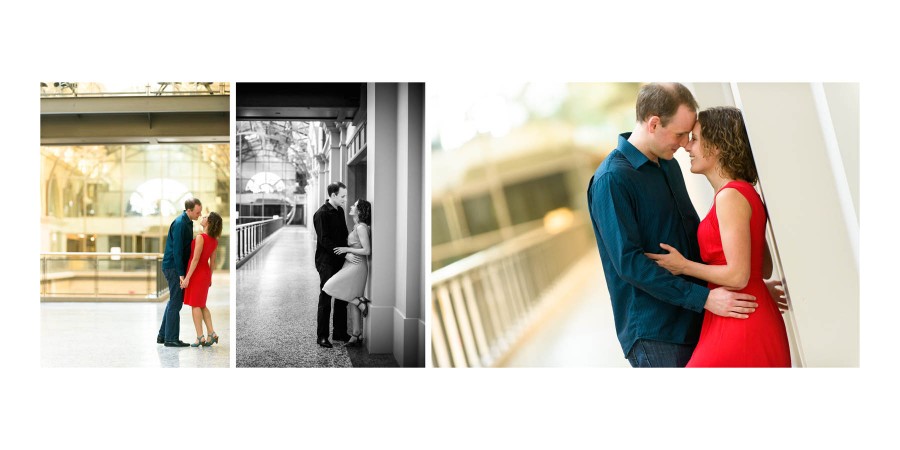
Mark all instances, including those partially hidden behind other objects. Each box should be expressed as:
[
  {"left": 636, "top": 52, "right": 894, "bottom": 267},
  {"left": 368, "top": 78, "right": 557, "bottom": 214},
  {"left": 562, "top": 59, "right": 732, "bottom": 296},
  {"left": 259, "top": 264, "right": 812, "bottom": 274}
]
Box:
[
  {"left": 237, "top": 225, "right": 397, "bottom": 368},
  {"left": 501, "top": 252, "right": 630, "bottom": 368},
  {"left": 41, "top": 271, "right": 231, "bottom": 368}
]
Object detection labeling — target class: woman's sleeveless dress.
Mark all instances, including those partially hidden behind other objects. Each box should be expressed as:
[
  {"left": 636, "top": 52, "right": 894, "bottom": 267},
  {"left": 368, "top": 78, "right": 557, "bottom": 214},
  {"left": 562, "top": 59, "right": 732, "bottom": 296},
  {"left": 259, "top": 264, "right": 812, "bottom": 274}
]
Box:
[
  {"left": 183, "top": 233, "right": 217, "bottom": 309},
  {"left": 686, "top": 181, "right": 791, "bottom": 367},
  {"left": 322, "top": 224, "right": 369, "bottom": 301}
]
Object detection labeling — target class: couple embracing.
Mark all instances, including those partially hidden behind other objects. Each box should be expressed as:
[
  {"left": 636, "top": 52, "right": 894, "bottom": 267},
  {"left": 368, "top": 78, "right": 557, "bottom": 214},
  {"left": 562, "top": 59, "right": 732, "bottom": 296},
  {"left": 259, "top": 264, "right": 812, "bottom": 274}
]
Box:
[
  {"left": 157, "top": 198, "right": 224, "bottom": 348},
  {"left": 588, "top": 83, "right": 791, "bottom": 368},
  {"left": 313, "top": 182, "right": 372, "bottom": 349}
]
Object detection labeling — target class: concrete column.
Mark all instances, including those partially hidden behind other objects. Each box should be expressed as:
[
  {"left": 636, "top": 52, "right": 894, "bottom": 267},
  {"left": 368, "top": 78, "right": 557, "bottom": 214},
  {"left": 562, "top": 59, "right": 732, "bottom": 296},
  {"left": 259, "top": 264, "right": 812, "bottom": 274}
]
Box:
[
  {"left": 328, "top": 124, "right": 343, "bottom": 186},
  {"left": 314, "top": 146, "right": 328, "bottom": 230},
  {"left": 733, "top": 83, "right": 859, "bottom": 367},
  {"left": 397, "top": 83, "right": 425, "bottom": 367},
  {"left": 419, "top": 86, "right": 428, "bottom": 369},
  {"left": 338, "top": 123, "right": 354, "bottom": 230},
  {"left": 366, "top": 83, "right": 399, "bottom": 357}
]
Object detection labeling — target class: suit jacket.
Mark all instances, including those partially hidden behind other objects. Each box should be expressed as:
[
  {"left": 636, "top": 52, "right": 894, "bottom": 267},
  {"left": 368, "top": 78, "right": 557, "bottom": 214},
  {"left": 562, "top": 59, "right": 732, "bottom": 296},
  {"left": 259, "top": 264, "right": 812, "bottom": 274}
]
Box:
[
  {"left": 161, "top": 211, "right": 193, "bottom": 277},
  {"left": 313, "top": 201, "right": 349, "bottom": 272}
]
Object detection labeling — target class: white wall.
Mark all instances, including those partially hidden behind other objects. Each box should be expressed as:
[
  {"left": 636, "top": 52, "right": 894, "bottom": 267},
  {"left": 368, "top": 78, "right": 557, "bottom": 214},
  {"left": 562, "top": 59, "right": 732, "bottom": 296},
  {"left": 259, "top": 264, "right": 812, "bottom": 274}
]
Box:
[
  {"left": 692, "top": 83, "right": 859, "bottom": 367},
  {"left": 366, "top": 83, "right": 426, "bottom": 367}
]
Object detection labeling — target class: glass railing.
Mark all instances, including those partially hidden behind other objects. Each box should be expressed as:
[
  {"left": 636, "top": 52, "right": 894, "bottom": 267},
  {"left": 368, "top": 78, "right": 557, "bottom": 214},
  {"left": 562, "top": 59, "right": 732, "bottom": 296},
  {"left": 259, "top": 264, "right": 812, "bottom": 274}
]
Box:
[
  {"left": 431, "top": 217, "right": 595, "bottom": 368},
  {"left": 40, "top": 82, "right": 230, "bottom": 98},
  {"left": 40, "top": 252, "right": 166, "bottom": 301}
]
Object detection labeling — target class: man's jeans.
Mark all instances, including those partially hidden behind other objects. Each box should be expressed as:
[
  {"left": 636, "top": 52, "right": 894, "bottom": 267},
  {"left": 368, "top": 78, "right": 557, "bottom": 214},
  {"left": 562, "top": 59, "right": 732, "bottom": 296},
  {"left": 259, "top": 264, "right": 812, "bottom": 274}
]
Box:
[
  {"left": 626, "top": 339, "right": 695, "bottom": 368},
  {"left": 158, "top": 268, "right": 184, "bottom": 342}
]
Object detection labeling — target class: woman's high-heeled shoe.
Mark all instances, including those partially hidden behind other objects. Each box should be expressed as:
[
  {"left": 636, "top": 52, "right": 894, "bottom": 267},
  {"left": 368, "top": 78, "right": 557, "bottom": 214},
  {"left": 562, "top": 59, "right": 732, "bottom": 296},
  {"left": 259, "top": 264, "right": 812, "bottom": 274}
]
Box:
[
  {"left": 355, "top": 297, "right": 371, "bottom": 318},
  {"left": 344, "top": 334, "right": 362, "bottom": 348},
  {"left": 207, "top": 332, "right": 219, "bottom": 346},
  {"left": 191, "top": 335, "right": 208, "bottom": 347}
]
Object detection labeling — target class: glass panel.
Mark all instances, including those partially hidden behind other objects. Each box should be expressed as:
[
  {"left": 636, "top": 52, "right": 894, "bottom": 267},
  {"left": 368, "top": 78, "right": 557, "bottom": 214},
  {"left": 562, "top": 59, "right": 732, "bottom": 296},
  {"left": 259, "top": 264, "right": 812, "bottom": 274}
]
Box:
[{"left": 41, "top": 143, "right": 231, "bottom": 272}]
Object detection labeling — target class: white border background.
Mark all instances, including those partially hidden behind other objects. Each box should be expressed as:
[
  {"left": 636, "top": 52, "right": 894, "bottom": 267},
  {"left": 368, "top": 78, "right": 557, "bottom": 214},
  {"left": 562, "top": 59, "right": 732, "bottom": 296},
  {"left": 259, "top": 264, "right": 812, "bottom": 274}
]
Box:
[{"left": 6, "top": 1, "right": 897, "bottom": 448}]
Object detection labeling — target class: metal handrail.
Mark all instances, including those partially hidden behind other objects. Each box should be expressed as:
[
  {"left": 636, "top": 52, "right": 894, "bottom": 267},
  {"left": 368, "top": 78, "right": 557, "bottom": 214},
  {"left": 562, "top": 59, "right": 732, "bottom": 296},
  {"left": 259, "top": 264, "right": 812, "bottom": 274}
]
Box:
[
  {"left": 431, "top": 217, "right": 594, "bottom": 368},
  {"left": 235, "top": 210, "right": 294, "bottom": 264},
  {"left": 41, "top": 252, "right": 162, "bottom": 257}
]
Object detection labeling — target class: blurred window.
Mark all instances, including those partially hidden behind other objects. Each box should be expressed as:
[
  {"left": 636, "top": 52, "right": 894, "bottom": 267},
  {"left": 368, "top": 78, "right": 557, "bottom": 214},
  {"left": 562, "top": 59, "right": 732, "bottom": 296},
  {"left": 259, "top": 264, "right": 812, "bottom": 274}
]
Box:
[
  {"left": 504, "top": 172, "right": 570, "bottom": 225},
  {"left": 461, "top": 194, "right": 499, "bottom": 236}
]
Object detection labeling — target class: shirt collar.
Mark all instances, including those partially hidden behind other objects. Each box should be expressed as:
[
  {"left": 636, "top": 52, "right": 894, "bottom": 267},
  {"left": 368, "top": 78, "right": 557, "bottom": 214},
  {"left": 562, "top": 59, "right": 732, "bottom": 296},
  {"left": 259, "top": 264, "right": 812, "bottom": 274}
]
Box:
[
  {"left": 617, "top": 132, "right": 653, "bottom": 169},
  {"left": 323, "top": 201, "right": 338, "bottom": 212},
  {"left": 181, "top": 211, "right": 189, "bottom": 221}
]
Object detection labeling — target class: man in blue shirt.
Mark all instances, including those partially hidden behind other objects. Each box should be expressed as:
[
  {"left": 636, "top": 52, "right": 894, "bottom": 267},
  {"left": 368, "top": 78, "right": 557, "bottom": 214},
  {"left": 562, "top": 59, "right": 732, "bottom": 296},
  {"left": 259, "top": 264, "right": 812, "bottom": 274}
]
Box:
[
  {"left": 587, "top": 83, "right": 758, "bottom": 367},
  {"left": 157, "top": 198, "right": 203, "bottom": 347}
]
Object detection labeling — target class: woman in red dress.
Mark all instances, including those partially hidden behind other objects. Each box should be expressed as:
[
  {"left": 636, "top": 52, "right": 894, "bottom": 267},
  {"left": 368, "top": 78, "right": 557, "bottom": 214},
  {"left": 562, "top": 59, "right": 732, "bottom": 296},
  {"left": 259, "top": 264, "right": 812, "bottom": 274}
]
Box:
[
  {"left": 646, "top": 107, "right": 791, "bottom": 367},
  {"left": 182, "top": 212, "right": 223, "bottom": 348}
]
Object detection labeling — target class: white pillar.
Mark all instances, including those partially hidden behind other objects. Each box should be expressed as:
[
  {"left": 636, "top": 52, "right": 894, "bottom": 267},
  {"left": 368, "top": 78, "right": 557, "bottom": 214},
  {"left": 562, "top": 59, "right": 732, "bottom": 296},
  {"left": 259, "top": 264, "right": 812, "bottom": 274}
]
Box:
[
  {"left": 733, "top": 83, "right": 859, "bottom": 367},
  {"left": 395, "top": 83, "right": 425, "bottom": 367},
  {"left": 366, "top": 83, "right": 399, "bottom": 356},
  {"left": 328, "top": 125, "right": 343, "bottom": 186}
]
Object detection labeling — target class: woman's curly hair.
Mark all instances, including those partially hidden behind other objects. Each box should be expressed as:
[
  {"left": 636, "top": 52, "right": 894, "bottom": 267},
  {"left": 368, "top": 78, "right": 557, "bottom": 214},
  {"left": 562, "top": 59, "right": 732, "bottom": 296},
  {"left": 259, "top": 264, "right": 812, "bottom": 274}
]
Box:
[
  {"left": 356, "top": 199, "right": 371, "bottom": 227},
  {"left": 206, "top": 211, "right": 223, "bottom": 239},
  {"left": 698, "top": 106, "right": 759, "bottom": 184}
]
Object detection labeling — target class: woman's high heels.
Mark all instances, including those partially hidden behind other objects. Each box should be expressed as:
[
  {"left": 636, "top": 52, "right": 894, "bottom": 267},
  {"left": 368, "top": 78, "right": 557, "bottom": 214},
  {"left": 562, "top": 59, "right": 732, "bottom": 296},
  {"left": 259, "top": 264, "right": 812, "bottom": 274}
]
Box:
[
  {"left": 344, "top": 334, "right": 362, "bottom": 348},
  {"left": 190, "top": 335, "right": 208, "bottom": 347},
  {"left": 207, "top": 332, "right": 219, "bottom": 346},
  {"left": 354, "top": 297, "right": 371, "bottom": 318}
]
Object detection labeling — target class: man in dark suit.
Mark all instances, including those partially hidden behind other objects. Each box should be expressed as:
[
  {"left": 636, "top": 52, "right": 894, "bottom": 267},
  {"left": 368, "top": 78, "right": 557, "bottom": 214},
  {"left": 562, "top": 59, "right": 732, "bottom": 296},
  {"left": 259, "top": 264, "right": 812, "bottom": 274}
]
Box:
[
  {"left": 157, "top": 198, "right": 203, "bottom": 347},
  {"left": 313, "top": 182, "right": 358, "bottom": 348}
]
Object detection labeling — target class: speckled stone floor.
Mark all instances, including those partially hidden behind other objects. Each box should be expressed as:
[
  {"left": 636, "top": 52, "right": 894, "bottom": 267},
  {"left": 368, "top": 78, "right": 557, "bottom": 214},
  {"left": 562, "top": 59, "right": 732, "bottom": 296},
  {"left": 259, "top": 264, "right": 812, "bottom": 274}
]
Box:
[
  {"left": 237, "top": 226, "right": 397, "bottom": 368},
  {"left": 41, "top": 271, "right": 231, "bottom": 368}
]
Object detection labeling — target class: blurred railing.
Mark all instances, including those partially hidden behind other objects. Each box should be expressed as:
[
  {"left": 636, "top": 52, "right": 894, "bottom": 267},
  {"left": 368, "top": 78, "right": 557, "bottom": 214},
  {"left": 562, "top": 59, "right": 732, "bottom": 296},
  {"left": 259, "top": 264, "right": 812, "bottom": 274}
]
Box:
[
  {"left": 40, "top": 252, "right": 166, "bottom": 301},
  {"left": 235, "top": 206, "right": 295, "bottom": 265},
  {"left": 40, "top": 82, "right": 230, "bottom": 98},
  {"left": 348, "top": 121, "right": 367, "bottom": 162},
  {"left": 431, "top": 218, "right": 595, "bottom": 368}
]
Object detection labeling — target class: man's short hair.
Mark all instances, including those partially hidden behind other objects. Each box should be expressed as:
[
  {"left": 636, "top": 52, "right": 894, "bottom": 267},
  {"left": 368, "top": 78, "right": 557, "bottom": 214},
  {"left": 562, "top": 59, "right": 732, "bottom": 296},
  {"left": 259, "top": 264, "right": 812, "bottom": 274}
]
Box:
[
  {"left": 184, "top": 198, "right": 202, "bottom": 211},
  {"left": 636, "top": 82, "right": 698, "bottom": 126},
  {"left": 327, "top": 182, "right": 347, "bottom": 197}
]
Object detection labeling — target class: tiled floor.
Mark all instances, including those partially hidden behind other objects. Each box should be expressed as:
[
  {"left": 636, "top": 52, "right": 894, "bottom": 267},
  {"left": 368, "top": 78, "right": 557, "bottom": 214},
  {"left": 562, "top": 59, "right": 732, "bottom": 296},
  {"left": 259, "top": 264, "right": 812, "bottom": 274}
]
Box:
[
  {"left": 41, "top": 271, "right": 231, "bottom": 368},
  {"left": 237, "top": 226, "right": 397, "bottom": 368}
]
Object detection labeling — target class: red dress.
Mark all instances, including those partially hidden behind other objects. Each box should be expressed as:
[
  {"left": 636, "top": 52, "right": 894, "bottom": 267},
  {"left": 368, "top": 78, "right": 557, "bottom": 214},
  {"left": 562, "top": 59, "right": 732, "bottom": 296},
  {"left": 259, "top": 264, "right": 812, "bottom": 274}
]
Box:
[
  {"left": 183, "top": 233, "right": 217, "bottom": 309},
  {"left": 686, "top": 181, "right": 791, "bottom": 367}
]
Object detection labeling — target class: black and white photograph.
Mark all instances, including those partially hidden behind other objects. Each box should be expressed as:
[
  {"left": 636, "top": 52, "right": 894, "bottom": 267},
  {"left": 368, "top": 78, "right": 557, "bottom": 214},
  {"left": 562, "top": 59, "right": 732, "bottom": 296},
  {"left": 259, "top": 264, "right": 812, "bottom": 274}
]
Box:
[{"left": 234, "top": 83, "right": 426, "bottom": 368}]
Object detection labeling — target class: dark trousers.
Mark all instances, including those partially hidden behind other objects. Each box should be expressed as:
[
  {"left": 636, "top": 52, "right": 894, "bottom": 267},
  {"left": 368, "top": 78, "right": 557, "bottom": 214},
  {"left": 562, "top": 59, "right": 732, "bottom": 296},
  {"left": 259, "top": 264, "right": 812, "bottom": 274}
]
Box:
[
  {"left": 316, "top": 264, "right": 349, "bottom": 340},
  {"left": 626, "top": 339, "right": 696, "bottom": 368},
  {"left": 158, "top": 268, "right": 184, "bottom": 342}
]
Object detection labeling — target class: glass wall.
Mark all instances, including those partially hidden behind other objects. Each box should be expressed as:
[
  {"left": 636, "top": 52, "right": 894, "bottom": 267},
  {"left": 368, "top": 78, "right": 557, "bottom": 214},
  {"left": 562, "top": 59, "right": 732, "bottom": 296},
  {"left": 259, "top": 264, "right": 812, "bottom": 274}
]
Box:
[
  {"left": 41, "top": 143, "right": 231, "bottom": 269},
  {"left": 236, "top": 121, "right": 310, "bottom": 225}
]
